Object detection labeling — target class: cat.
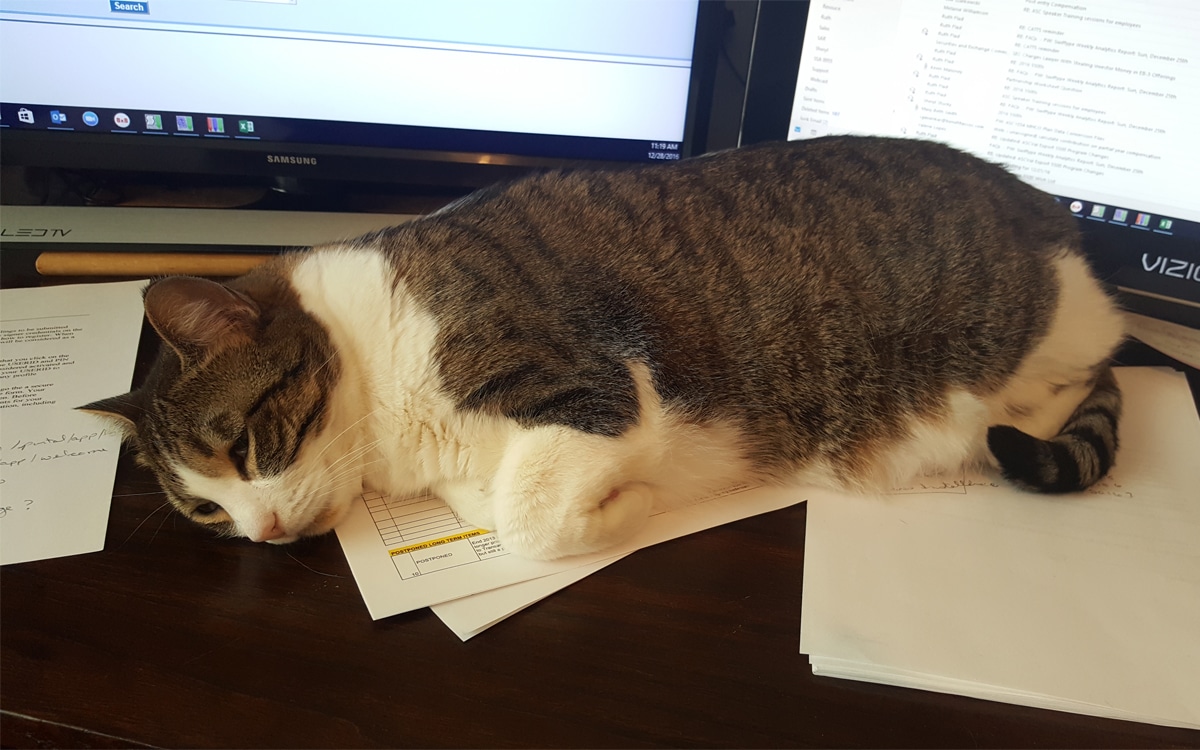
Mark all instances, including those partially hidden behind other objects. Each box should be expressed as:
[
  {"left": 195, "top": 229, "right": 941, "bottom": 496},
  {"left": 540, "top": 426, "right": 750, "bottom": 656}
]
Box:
[{"left": 83, "top": 136, "right": 1125, "bottom": 560}]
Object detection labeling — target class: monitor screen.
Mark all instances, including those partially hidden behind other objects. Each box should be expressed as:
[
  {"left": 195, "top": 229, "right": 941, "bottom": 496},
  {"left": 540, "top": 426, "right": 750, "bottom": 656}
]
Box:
[
  {"left": 740, "top": 0, "right": 1199, "bottom": 331},
  {"left": 0, "top": 0, "right": 711, "bottom": 188}
]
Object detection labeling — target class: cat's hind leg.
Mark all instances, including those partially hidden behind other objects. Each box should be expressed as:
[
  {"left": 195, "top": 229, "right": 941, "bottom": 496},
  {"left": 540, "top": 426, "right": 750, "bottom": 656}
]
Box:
[{"left": 488, "top": 425, "right": 655, "bottom": 560}]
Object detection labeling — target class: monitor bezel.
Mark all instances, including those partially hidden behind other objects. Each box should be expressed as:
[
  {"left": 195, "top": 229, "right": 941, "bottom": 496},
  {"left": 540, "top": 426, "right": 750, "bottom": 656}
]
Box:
[{"left": 0, "top": 2, "right": 726, "bottom": 193}]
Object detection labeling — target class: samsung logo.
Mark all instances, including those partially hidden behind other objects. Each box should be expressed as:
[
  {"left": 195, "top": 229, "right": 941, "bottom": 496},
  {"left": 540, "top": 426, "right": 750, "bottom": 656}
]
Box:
[{"left": 266, "top": 155, "right": 318, "bottom": 166}]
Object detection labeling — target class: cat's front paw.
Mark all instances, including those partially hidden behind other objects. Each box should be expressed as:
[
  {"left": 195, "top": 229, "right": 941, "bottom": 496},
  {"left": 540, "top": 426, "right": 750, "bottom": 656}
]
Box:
[
  {"left": 498, "top": 482, "right": 654, "bottom": 560},
  {"left": 434, "top": 478, "right": 495, "bottom": 530}
]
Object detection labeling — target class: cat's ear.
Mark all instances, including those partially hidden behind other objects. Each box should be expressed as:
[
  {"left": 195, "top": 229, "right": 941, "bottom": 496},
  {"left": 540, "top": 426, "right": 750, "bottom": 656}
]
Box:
[
  {"left": 143, "top": 276, "right": 260, "bottom": 367},
  {"left": 77, "top": 391, "right": 144, "bottom": 440}
]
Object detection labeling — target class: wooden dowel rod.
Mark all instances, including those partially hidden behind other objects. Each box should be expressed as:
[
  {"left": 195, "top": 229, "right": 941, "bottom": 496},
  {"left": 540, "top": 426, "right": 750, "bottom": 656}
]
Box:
[{"left": 35, "top": 252, "right": 274, "bottom": 277}]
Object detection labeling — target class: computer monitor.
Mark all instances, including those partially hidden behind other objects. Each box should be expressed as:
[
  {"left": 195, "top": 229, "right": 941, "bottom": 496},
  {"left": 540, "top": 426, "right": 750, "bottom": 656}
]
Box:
[
  {"left": 740, "top": 0, "right": 1199, "bottom": 331},
  {"left": 0, "top": 0, "right": 720, "bottom": 191}
]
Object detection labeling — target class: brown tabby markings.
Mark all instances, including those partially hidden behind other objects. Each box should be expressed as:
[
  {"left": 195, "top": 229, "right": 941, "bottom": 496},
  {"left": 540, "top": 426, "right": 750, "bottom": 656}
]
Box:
[
  {"left": 82, "top": 136, "right": 1124, "bottom": 555},
  {"left": 353, "top": 138, "right": 1068, "bottom": 483},
  {"left": 116, "top": 265, "right": 339, "bottom": 531}
]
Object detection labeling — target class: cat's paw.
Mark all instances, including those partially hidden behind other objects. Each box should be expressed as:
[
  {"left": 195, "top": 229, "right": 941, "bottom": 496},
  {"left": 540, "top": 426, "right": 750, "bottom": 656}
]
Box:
[
  {"left": 434, "top": 478, "right": 495, "bottom": 530},
  {"left": 498, "top": 482, "right": 654, "bottom": 560}
]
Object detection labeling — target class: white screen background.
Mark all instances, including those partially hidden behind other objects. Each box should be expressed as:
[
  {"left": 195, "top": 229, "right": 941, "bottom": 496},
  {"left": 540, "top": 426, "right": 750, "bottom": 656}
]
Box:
[{"left": 788, "top": 0, "right": 1199, "bottom": 221}]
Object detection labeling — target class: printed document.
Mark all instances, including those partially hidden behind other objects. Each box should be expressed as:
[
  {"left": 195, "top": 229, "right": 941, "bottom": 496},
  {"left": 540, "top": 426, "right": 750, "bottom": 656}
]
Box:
[
  {"left": 337, "top": 483, "right": 806, "bottom": 624},
  {"left": 1, "top": 281, "right": 146, "bottom": 565}
]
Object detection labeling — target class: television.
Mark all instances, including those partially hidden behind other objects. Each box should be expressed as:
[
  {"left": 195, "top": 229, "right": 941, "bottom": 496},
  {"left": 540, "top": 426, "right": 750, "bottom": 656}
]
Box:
[
  {"left": 0, "top": 0, "right": 724, "bottom": 194},
  {"left": 738, "top": 0, "right": 1200, "bottom": 336}
]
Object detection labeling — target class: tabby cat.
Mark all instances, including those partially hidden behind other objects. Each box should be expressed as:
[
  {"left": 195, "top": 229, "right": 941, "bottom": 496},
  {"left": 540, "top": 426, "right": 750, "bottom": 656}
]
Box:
[{"left": 84, "top": 136, "right": 1125, "bottom": 560}]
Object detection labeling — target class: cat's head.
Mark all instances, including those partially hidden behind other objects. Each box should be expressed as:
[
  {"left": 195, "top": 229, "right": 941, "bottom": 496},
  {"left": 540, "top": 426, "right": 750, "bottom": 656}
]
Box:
[{"left": 82, "top": 272, "right": 360, "bottom": 544}]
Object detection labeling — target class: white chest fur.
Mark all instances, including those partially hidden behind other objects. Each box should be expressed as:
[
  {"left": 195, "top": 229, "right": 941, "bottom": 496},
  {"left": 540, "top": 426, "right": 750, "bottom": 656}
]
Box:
[{"left": 288, "top": 247, "right": 510, "bottom": 515}]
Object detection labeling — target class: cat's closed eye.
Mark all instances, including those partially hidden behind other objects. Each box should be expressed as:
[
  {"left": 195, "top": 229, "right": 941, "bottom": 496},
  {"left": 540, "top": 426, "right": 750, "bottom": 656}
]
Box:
[
  {"left": 229, "top": 430, "right": 250, "bottom": 476},
  {"left": 194, "top": 502, "right": 222, "bottom": 517}
]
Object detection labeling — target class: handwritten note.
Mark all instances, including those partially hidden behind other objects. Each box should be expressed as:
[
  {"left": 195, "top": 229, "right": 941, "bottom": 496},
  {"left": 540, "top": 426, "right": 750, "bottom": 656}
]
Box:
[{"left": 1, "top": 280, "right": 147, "bottom": 565}]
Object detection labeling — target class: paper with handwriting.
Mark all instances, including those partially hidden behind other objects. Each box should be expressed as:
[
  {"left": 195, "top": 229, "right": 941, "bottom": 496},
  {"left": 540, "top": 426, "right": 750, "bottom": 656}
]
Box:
[{"left": 1, "top": 280, "right": 146, "bottom": 565}]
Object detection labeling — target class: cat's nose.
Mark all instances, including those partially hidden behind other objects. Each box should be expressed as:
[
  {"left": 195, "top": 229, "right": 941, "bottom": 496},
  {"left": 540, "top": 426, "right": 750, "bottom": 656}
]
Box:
[{"left": 248, "top": 513, "right": 287, "bottom": 543}]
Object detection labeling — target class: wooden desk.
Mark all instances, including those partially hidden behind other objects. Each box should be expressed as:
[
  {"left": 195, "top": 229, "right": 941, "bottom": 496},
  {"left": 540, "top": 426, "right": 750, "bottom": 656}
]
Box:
[
  {"left": 5, "top": 465, "right": 1198, "bottom": 750},
  {"left": 2, "top": 298, "right": 1197, "bottom": 749}
]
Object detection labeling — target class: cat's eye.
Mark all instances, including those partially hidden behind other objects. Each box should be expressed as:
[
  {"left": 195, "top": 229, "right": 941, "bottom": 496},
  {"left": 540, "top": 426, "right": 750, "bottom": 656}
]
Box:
[
  {"left": 194, "top": 502, "right": 222, "bottom": 517},
  {"left": 229, "top": 430, "right": 250, "bottom": 476}
]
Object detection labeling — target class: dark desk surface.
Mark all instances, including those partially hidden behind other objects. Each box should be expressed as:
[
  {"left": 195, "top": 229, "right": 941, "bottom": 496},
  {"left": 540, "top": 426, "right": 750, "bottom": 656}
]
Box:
[
  {"left": 2, "top": 289, "right": 1198, "bottom": 749},
  {"left": 4, "top": 461, "right": 1199, "bottom": 750}
]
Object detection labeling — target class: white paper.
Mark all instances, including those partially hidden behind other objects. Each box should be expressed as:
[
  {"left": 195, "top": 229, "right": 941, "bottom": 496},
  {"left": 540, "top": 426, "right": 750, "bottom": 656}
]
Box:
[
  {"left": 800, "top": 367, "right": 1200, "bottom": 730},
  {"left": 0, "top": 280, "right": 147, "bottom": 565},
  {"left": 430, "top": 556, "right": 625, "bottom": 640},
  {"left": 337, "top": 483, "right": 806, "bottom": 623}
]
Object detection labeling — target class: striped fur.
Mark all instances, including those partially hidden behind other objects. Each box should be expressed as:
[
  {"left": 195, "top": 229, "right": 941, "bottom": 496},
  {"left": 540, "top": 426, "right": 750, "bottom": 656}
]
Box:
[
  {"left": 81, "top": 136, "right": 1127, "bottom": 559},
  {"left": 988, "top": 366, "right": 1122, "bottom": 492}
]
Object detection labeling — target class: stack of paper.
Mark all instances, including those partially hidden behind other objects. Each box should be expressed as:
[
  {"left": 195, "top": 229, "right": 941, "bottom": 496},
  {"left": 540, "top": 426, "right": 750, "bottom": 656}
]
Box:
[
  {"left": 800, "top": 367, "right": 1200, "bottom": 730},
  {"left": 335, "top": 482, "right": 808, "bottom": 639}
]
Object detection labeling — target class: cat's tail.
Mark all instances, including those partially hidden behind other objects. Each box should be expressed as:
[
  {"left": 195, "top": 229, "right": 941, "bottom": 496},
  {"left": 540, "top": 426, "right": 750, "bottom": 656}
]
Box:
[{"left": 986, "top": 365, "right": 1122, "bottom": 493}]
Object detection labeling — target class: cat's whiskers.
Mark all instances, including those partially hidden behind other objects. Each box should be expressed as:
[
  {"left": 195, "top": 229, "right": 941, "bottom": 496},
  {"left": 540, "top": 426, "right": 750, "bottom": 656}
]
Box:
[
  {"left": 312, "top": 350, "right": 343, "bottom": 383},
  {"left": 111, "top": 489, "right": 171, "bottom": 498},
  {"left": 310, "top": 350, "right": 336, "bottom": 375},
  {"left": 319, "top": 459, "right": 382, "bottom": 490},
  {"left": 316, "top": 441, "right": 381, "bottom": 482},
  {"left": 313, "top": 451, "right": 387, "bottom": 492},
  {"left": 320, "top": 437, "right": 387, "bottom": 477},
  {"left": 285, "top": 447, "right": 387, "bottom": 522},
  {"left": 308, "top": 406, "right": 385, "bottom": 465},
  {"left": 320, "top": 435, "right": 382, "bottom": 471},
  {"left": 117, "top": 500, "right": 171, "bottom": 548},
  {"left": 312, "top": 457, "right": 388, "bottom": 502},
  {"left": 284, "top": 547, "right": 344, "bottom": 578},
  {"left": 314, "top": 477, "right": 371, "bottom": 506},
  {"left": 148, "top": 503, "right": 178, "bottom": 544},
  {"left": 311, "top": 447, "right": 380, "bottom": 491}
]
